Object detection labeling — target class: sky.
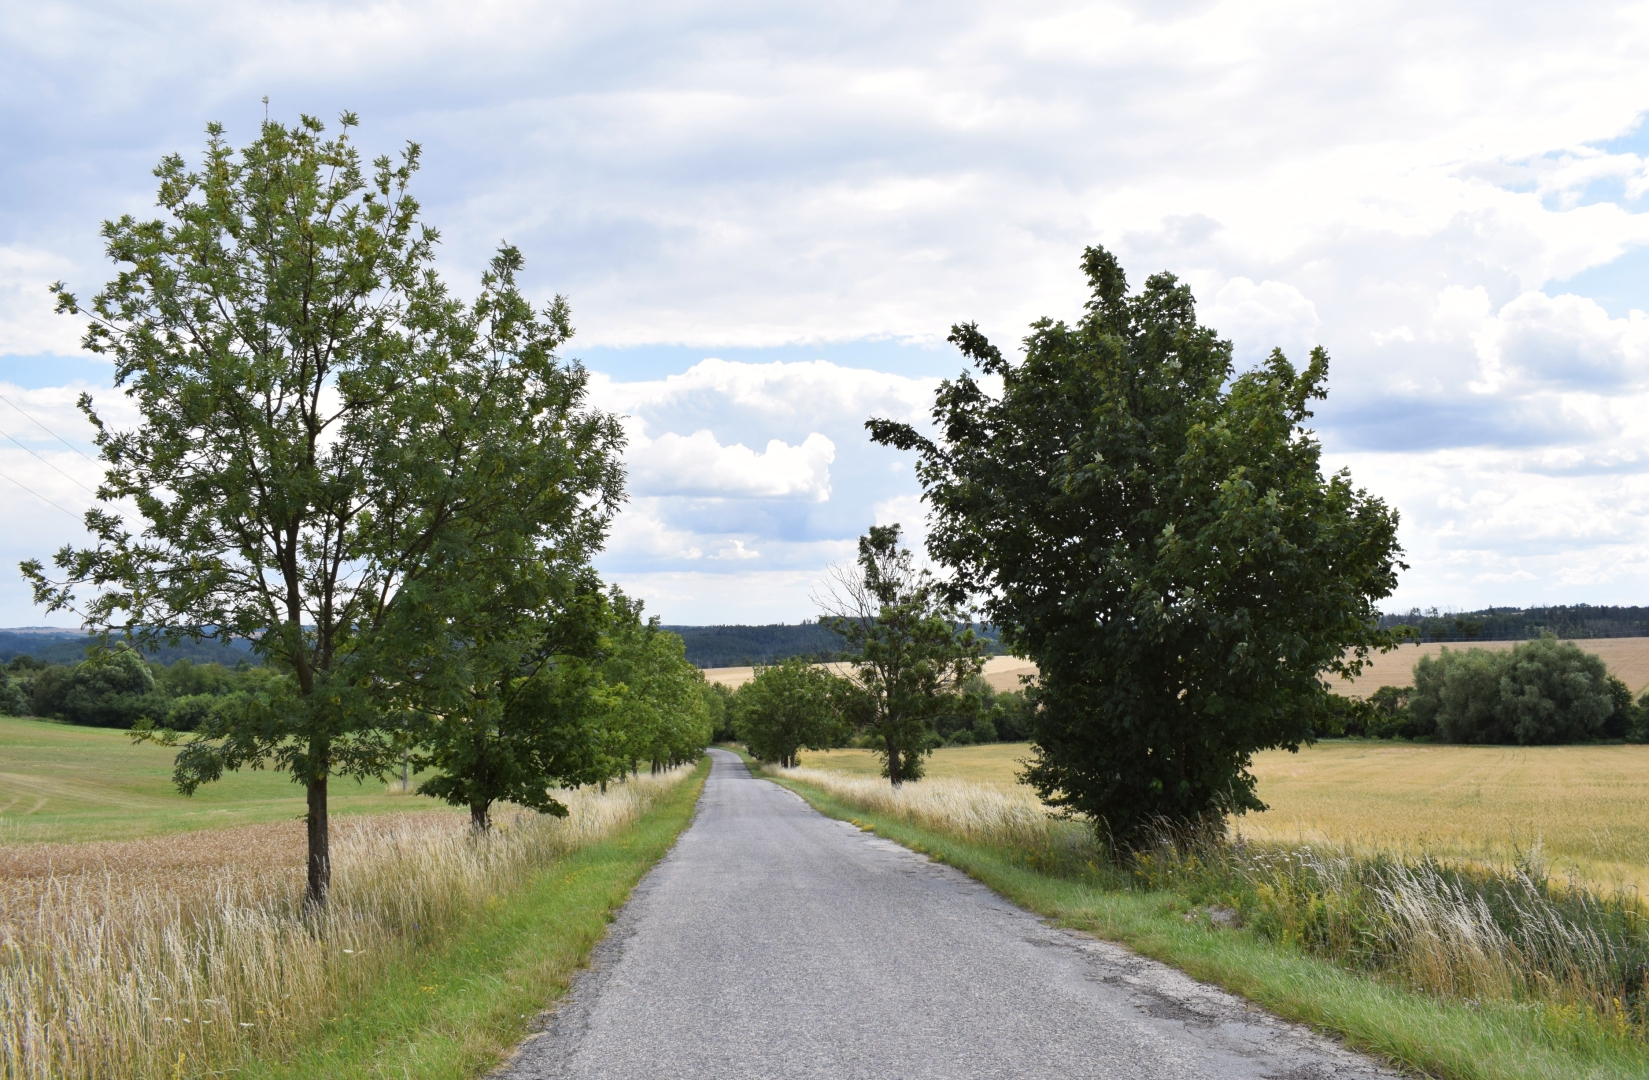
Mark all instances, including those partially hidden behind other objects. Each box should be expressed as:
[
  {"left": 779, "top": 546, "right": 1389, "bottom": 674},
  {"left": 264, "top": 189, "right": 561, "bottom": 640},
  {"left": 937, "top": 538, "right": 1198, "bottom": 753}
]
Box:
[{"left": 4, "top": 1, "right": 1649, "bottom": 626}]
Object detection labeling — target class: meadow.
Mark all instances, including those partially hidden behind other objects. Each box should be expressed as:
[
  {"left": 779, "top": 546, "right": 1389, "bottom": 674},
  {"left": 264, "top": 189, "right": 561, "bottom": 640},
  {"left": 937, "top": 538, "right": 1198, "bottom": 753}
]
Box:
[
  {"left": 0, "top": 715, "right": 439, "bottom": 843},
  {"left": 797, "top": 741, "right": 1649, "bottom": 895}
]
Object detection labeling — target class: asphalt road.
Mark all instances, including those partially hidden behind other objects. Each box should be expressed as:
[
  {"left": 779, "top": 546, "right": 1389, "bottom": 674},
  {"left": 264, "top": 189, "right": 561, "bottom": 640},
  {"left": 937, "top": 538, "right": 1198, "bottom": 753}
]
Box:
[{"left": 497, "top": 748, "right": 1399, "bottom": 1079}]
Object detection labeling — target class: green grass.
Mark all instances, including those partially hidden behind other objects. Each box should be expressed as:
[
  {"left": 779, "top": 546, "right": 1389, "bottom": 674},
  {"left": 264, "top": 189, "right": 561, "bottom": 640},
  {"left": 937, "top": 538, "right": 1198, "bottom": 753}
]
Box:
[
  {"left": 230, "top": 756, "right": 709, "bottom": 1080},
  {"left": 0, "top": 714, "right": 442, "bottom": 843},
  {"left": 766, "top": 766, "right": 1649, "bottom": 1080}
]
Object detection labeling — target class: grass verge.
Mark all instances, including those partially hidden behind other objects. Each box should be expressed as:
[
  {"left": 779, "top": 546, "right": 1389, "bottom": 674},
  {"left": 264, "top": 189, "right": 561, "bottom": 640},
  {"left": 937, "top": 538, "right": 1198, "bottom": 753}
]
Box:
[
  {"left": 764, "top": 765, "right": 1649, "bottom": 1080},
  {"left": 229, "top": 757, "right": 708, "bottom": 1080}
]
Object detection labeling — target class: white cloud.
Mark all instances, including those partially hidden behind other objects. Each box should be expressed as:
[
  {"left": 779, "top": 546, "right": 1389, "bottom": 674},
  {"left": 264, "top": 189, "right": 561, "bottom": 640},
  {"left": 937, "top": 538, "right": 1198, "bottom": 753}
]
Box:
[
  {"left": 11, "top": 2, "right": 1649, "bottom": 618},
  {"left": 0, "top": 247, "right": 82, "bottom": 355},
  {"left": 1471, "top": 292, "right": 1649, "bottom": 392},
  {"left": 1206, "top": 277, "right": 1320, "bottom": 363},
  {"left": 629, "top": 430, "right": 835, "bottom": 501}
]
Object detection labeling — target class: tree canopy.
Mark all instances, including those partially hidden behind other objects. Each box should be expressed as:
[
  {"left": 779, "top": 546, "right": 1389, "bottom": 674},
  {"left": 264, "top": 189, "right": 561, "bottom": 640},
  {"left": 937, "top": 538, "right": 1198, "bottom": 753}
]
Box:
[
  {"left": 26, "top": 113, "right": 628, "bottom": 905},
  {"left": 734, "top": 657, "right": 846, "bottom": 768},
  {"left": 817, "top": 525, "right": 985, "bottom": 784},
  {"left": 1410, "top": 636, "right": 1618, "bottom": 745},
  {"left": 869, "top": 245, "right": 1404, "bottom": 844}
]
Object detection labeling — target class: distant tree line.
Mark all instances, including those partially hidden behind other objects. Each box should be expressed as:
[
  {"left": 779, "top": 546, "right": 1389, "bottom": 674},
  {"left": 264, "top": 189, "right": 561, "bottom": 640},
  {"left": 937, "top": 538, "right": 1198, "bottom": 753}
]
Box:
[
  {"left": 1327, "top": 635, "right": 1649, "bottom": 744},
  {"left": 1378, "top": 605, "right": 1649, "bottom": 643},
  {"left": 0, "top": 629, "right": 252, "bottom": 667},
  {"left": 723, "top": 526, "right": 1032, "bottom": 778},
  {"left": 0, "top": 647, "right": 273, "bottom": 729}
]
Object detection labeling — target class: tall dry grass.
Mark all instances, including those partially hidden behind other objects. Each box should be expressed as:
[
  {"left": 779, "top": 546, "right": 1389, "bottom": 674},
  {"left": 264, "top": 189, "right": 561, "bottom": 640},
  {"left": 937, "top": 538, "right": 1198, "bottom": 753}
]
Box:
[
  {"left": 0, "top": 767, "right": 691, "bottom": 1080},
  {"left": 775, "top": 764, "right": 1649, "bottom": 1032}
]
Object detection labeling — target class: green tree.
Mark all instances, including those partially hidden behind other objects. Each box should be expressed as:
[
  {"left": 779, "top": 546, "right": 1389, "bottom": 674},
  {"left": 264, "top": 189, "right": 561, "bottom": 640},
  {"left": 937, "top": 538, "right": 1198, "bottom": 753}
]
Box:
[
  {"left": 60, "top": 645, "right": 166, "bottom": 728},
  {"left": 870, "top": 246, "right": 1403, "bottom": 845},
  {"left": 1411, "top": 636, "right": 1615, "bottom": 744},
  {"left": 817, "top": 525, "right": 986, "bottom": 784},
  {"left": 376, "top": 250, "right": 624, "bottom": 831},
  {"left": 413, "top": 577, "right": 619, "bottom": 831},
  {"left": 23, "top": 114, "right": 567, "bottom": 908},
  {"left": 703, "top": 680, "right": 738, "bottom": 743},
  {"left": 585, "top": 598, "right": 713, "bottom": 779},
  {"left": 734, "top": 657, "right": 844, "bottom": 767}
]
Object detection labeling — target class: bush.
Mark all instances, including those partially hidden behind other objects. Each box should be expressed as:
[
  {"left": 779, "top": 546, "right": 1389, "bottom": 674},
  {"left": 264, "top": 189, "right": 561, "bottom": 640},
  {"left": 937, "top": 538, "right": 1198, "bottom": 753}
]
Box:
[
  {"left": 59, "top": 647, "right": 165, "bottom": 728},
  {"left": 28, "top": 664, "right": 72, "bottom": 719},
  {"left": 1411, "top": 635, "right": 1615, "bottom": 745}
]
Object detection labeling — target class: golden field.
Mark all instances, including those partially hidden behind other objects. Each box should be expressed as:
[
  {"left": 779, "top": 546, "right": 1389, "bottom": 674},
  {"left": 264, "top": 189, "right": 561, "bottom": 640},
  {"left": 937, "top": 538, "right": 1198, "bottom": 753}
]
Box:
[
  {"left": 711, "top": 637, "right": 1649, "bottom": 700},
  {"left": 1341, "top": 636, "right": 1649, "bottom": 697},
  {"left": 703, "top": 654, "right": 1038, "bottom": 693},
  {"left": 796, "top": 741, "right": 1649, "bottom": 894}
]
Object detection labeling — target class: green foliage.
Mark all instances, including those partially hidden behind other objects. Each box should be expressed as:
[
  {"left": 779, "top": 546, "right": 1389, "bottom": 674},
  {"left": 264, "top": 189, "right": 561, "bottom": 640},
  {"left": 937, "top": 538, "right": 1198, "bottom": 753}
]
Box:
[
  {"left": 593, "top": 598, "right": 714, "bottom": 775},
  {"left": 1410, "top": 635, "right": 1619, "bottom": 744},
  {"left": 23, "top": 113, "right": 622, "bottom": 904},
  {"left": 733, "top": 657, "right": 846, "bottom": 767},
  {"left": 58, "top": 645, "right": 163, "bottom": 728},
  {"left": 933, "top": 676, "right": 1033, "bottom": 745},
  {"left": 869, "top": 244, "right": 1403, "bottom": 845},
  {"left": 703, "top": 681, "right": 737, "bottom": 743},
  {"left": 819, "top": 524, "right": 986, "bottom": 784}
]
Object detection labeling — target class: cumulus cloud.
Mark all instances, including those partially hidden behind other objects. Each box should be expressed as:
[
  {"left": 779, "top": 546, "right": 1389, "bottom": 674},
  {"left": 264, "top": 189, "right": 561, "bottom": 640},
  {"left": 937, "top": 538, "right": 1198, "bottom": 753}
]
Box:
[
  {"left": 1205, "top": 277, "right": 1320, "bottom": 364},
  {"left": 10, "top": 2, "right": 1649, "bottom": 618},
  {"left": 1472, "top": 292, "right": 1649, "bottom": 392},
  {"left": 628, "top": 430, "right": 835, "bottom": 501}
]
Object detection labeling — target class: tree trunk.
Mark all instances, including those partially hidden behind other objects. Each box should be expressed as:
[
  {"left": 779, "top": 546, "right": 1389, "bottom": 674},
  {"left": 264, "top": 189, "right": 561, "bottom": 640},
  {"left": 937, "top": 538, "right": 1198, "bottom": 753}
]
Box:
[
  {"left": 305, "top": 774, "right": 329, "bottom": 911},
  {"left": 887, "top": 741, "right": 903, "bottom": 788},
  {"left": 471, "top": 801, "right": 491, "bottom": 831}
]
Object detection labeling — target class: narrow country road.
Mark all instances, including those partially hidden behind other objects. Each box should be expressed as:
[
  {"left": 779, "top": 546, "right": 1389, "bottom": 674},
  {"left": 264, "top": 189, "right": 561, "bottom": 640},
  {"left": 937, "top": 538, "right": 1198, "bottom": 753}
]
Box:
[{"left": 497, "top": 749, "right": 1399, "bottom": 1079}]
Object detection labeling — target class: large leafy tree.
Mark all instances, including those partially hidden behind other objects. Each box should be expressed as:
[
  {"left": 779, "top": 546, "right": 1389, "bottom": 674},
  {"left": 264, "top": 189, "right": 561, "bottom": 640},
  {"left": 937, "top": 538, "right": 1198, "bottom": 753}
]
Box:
[
  {"left": 389, "top": 251, "right": 625, "bottom": 831},
  {"left": 869, "top": 246, "right": 1403, "bottom": 844},
  {"left": 734, "top": 657, "right": 845, "bottom": 768},
  {"left": 818, "top": 525, "right": 985, "bottom": 784},
  {"left": 24, "top": 114, "right": 601, "bottom": 907}
]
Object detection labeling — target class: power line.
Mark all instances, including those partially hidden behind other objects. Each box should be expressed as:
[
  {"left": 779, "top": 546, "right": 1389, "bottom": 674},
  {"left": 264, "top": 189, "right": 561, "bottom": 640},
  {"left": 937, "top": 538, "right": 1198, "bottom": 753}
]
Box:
[
  {"left": 0, "top": 391, "right": 98, "bottom": 463},
  {"left": 0, "top": 429, "right": 99, "bottom": 496},
  {"left": 0, "top": 465, "right": 82, "bottom": 521}
]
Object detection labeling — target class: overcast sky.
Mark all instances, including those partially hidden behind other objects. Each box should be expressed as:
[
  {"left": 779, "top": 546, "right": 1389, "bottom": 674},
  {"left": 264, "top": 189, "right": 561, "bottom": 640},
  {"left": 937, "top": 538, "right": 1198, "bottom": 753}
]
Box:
[{"left": 4, "top": 1, "right": 1649, "bottom": 626}]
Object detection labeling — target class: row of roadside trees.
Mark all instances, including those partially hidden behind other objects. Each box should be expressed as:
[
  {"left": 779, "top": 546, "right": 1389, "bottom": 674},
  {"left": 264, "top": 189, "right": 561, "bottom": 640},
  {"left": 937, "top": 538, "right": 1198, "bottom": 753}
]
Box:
[{"left": 25, "top": 114, "right": 710, "bottom": 909}]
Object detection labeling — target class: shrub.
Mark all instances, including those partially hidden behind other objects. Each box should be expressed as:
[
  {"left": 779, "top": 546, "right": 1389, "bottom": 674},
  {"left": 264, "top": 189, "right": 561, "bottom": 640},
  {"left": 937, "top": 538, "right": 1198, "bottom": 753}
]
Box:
[
  {"left": 59, "top": 647, "right": 165, "bottom": 729},
  {"left": 1411, "top": 635, "right": 1614, "bottom": 745}
]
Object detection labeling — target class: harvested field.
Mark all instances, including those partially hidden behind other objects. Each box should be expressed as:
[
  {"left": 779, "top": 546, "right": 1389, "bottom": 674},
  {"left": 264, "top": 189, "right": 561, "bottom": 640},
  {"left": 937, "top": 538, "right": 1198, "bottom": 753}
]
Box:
[
  {"left": 797, "top": 741, "right": 1649, "bottom": 895},
  {"left": 707, "top": 638, "right": 1649, "bottom": 700},
  {"left": 702, "top": 654, "right": 1036, "bottom": 693},
  {"left": 1340, "top": 636, "right": 1649, "bottom": 697}
]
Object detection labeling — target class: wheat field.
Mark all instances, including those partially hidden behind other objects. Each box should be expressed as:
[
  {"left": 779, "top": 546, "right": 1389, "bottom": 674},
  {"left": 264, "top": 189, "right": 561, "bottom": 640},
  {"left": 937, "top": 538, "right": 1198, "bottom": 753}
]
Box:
[
  {"left": 796, "top": 741, "right": 1649, "bottom": 895},
  {"left": 0, "top": 768, "right": 692, "bottom": 1080}
]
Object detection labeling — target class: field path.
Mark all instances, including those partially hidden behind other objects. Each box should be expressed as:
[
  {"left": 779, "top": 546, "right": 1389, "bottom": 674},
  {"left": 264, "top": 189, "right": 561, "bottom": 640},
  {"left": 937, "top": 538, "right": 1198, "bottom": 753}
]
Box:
[{"left": 497, "top": 749, "right": 1397, "bottom": 1079}]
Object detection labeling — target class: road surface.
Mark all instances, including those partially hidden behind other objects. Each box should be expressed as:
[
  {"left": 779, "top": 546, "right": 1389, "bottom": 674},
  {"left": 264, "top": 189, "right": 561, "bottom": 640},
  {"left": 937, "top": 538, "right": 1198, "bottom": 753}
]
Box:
[{"left": 497, "top": 748, "right": 1398, "bottom": 1079}]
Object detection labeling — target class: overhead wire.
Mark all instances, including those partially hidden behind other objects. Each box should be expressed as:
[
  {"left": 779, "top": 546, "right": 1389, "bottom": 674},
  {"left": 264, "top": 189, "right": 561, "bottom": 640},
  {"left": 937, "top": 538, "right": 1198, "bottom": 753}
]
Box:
[
  {"left": 0, "top": 391, "right": 98, "bottom": 463},
  {"left": 0, "top": 429, "right": 99, "bottom": 496},
  {"left": 0, "top": 465, "right": 82, "bottom": 521}
]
